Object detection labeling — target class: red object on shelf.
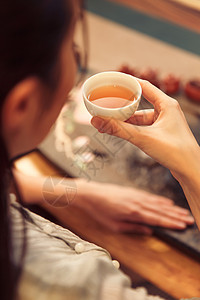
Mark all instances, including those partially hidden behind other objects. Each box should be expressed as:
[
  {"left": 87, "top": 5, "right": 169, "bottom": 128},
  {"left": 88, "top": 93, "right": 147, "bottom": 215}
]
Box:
[
  {"left": 184, "top": 79, "right": 200, "bottom": 103},
  {"left": 139, "top": 68, "right": 160, "bottom": 88},
  {"left": 161, "top": 74, "right": 180, "bottom": 95},
  {"left": 118, "top": 64, "right": 138, "bottom": 77}
]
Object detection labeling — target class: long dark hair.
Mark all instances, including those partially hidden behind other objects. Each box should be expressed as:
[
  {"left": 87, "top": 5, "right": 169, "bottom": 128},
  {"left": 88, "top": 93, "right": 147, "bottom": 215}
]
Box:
[{"left": 0, "top": 1, "right": 79, "bottom": 299}]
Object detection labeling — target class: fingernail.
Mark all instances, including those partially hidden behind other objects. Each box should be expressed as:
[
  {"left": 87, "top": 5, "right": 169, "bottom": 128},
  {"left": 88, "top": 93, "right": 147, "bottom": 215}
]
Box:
[
  {"left": 91, "top": 117, "right": 104, "bottom": 130},
  {"left": 186, "top": 216, "right": 195, "bottom": 223},
  {"left": 177, "top": 222, "right": 186, "bottom": 229}
]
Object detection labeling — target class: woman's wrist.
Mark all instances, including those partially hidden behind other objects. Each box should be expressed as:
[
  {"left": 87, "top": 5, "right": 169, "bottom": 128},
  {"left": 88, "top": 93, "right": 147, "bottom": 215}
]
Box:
[
  {"left": 172, "top": 145, "right": 200, "bottom": 229},
  {"left": 172, "top": 144, "right": 200, "bottom": 189},
  {"left": 73, "top": 178, "right": 100, "bottom": 209}
]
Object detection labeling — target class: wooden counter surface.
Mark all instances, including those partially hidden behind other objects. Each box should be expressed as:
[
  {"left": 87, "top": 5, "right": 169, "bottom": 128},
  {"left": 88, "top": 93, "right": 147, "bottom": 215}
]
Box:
[
  {"left": 111, "top": 0, "right": 200, "bottom": 33},
  {"left": 15, "top": 151, "right": 200, "bottom": 299}
]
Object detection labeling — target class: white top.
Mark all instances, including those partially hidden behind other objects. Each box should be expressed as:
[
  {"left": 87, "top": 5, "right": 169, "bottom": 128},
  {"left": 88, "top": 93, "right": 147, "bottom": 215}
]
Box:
[{"left": 11, "top": 198, "right": 166, "bottom": 300}]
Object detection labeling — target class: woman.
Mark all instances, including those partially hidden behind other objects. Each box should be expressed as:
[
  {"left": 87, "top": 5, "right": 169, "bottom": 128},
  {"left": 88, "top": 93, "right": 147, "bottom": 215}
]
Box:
[
  {"left": 91, "top": 79, "right": 200, "bottom": 230},
  {"left": 0, "top": 0, "right": 80, "bottom": 298}
]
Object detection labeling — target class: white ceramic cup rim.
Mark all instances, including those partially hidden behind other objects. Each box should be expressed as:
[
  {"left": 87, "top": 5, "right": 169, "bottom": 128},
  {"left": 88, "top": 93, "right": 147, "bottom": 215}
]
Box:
[{"left": 82, "top": 71, "right": 142, "bottom": 111}]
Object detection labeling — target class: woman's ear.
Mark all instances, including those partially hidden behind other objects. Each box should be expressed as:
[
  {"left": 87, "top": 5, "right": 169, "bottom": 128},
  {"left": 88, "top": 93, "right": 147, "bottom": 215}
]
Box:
[
  {"left": 1, "top": 77, "right": 47, "bottom": 157},
  {"left": 2, "top": 77, "right": 43, "bottom": 134}
]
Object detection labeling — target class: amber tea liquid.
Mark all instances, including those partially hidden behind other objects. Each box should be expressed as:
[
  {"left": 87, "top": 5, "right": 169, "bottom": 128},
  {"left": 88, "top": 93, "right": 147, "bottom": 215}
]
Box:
[{"left": 88, "top": 85, "right": 135, "bottom": 108}]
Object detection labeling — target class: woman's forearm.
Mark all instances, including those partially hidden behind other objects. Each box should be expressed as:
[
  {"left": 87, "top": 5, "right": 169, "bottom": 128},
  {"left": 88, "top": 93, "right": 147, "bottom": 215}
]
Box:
[
  {"left": 175, "top": 167, "right": 200, "bottom": 230},
  {"left": 12, "top": 168, "right": 89, "bottom": 207},
  {"left": 13, "top": 169, "right": 194, "bottom": 232},
  {"left": 181, "top": 184, "right": 200, "bottom": 230}
]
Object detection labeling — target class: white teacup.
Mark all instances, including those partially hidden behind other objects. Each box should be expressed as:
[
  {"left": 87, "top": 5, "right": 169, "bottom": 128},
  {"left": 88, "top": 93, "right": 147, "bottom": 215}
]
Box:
[{"left": 82, "top": 71, "right": 142, "bottom": 121}]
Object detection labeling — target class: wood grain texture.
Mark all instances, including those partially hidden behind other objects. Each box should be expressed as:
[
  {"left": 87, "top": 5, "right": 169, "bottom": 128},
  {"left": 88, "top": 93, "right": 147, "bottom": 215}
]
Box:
[
  {"left": 171, "top": 0, "right": 200, "bottom": 11},
  {"left": 15, "top": 151, "right": 200, "bottom": 299},
  {"left": 110, "top": 0, "right": 200, "bottom": 33}
]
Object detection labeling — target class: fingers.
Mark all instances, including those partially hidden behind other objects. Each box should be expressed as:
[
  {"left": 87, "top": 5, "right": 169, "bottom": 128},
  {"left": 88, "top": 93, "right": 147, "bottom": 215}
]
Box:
[
  {"left": 118, "top": 191, "right": 194, "bottom": 229},
  {"left": 90, "top": 80, "right": 170, "bottom": 141},
  {"left": 110, "top": 208, "right": 192, "bottom": 232},
  {"left": 91, "top": 116, "right": 144, "bottom": 146},
  {"left": 132, "top": 210, "right": 188, "bottom": 229},
  {"left": 138, "top": 79, "right": 169, "bottom": 108},
  {"left": 117, "top": 188, "right": 194, "bottom": 229},
  {"left": 144, "top": 203, "right": 194, "bottom": 225},
  {"left": 131, "top": 191, "right": 193, "bottom": 218},
  {"left": 126, "top": 109, "right": 155, "bottom": 126},
  {"left": 125, "top": 204, "right": 194, "bottom": 229},
  {"left": 160, "top": 204, "right": 192, "bottom": 217}
]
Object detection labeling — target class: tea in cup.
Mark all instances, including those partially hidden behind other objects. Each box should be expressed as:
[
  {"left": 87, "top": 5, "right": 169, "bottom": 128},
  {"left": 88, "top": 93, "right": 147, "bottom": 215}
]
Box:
[{"left": 82, "top": 71, "right": 142, "bottom": 121}]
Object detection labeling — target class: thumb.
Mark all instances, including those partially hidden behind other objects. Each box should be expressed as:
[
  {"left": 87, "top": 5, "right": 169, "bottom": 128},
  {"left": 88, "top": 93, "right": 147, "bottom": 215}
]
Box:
[{"left": 91, "top": 116, "right": 145, "bottom": 145}]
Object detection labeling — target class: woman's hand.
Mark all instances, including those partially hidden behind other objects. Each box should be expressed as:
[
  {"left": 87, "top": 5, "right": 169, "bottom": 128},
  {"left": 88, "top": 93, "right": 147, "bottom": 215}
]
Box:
[
  {"left": 91, "top": 79, "right": 200, "bottom": 181},
  {"left": 13, "top": 170, "right": 194, "bottom": 234},
  {"left": 91, "top": 79, "right": 200, "bottom": 230},
  {"left": 76, "top": 181, "right": 194, "bottom": 234}
]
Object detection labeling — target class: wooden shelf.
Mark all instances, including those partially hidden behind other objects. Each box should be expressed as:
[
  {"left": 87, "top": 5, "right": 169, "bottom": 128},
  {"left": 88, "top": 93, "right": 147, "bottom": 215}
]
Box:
[
  {"left": 172, "top": 0, "right": 200, "bottom": 11},
  {"left": 110, "top": 0, "right": 200, "bottom": 33}
]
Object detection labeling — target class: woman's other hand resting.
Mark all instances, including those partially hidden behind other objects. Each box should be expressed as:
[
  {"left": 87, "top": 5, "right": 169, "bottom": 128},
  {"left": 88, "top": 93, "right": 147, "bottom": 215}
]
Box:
[
  {"left": 76, "top": 180, "right": 194, "bottom": 234},
  {"left": 14, "top": 171, "right": 194, "bottom": 234},
  {"left": 91, "top": 80, "right": 200, "bottom": 229}
]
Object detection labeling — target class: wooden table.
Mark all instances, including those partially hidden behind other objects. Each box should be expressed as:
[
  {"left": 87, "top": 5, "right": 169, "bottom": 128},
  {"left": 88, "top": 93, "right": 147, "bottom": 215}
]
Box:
[{"left": 15, "top": 151, "right": 200, "bottom": 299}]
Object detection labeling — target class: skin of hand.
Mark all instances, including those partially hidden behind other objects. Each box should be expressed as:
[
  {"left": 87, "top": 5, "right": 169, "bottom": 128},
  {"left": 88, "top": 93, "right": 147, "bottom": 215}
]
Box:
[
  {"left": 75, "top": 180, "right": 194, "bottom": 234},
  {"left": 13, "top": 170, "right": 194, "bottom": 234},
  {"left": 91, "top": 79, "right": 200, "bottom": 180},
  {"left": 91, "top": 79, "right": 200, "bottom": 229}
]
